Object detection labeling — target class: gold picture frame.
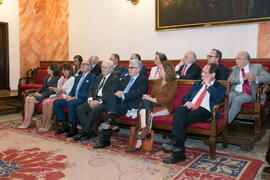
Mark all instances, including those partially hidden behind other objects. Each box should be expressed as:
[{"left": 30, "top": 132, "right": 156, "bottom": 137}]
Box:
[{"left": 156, "top": 0, "right": 270, "bottom": 31}]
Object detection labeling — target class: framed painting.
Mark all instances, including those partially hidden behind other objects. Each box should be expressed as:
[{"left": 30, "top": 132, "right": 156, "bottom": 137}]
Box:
[{"left": 156, "top": 0, "right": 270, "bottom": 31}]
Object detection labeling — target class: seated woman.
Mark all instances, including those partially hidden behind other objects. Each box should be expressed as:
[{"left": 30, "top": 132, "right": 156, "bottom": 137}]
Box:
[
  {"left": 38, "top": 63, "right": 75, "bottom": 132},
  {"left": 148, "top": 52, "right": 168, "bottom": 80},
  {"left": 19, "top": 63, "right": 60, "bottom": 128},
  {"left": 127, "top": 61, "right": 177, "bottom": 151},
  {"left": 73, "top": 55, "right": 83, "bottom": 76}
]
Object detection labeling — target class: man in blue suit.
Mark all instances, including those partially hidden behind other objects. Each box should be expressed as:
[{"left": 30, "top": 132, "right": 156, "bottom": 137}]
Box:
[
  {"left": 207, "top": 49, "right": 228, "bottom": 80},
  {"left": 163, "top": 63, "right": 226, "bottom": 164},
  {"left": 54, "top": 59, "right": 96, "bottom": 137},
  {"left": 94, "top": 59, "right": 149, "bottom": 149}
]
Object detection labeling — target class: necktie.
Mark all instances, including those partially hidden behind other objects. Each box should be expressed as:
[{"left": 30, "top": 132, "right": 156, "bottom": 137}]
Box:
[
  {"left": 153, "top": 66, "right": 159, "bottom": 79},
  {"left": 97, "top": 77, "right": 106, "bottom": 93},
  {"left": 181, "top": 65, "right": 187, "bottom": 76},
  {"left": 124, "top": 77, "right": 135, "bottom": 93},
  {"left": 192, "top": 85, "right": 207, "bottom": 110},
  {"left": 75, "top": 74, "right": 85, "bottom": 98},
  {"left": 241, "top": 69, "right": 251, "bottom": 95}
]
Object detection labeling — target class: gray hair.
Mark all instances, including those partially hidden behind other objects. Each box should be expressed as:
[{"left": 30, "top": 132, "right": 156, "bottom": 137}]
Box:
[
  {"left": 102, "top": 60, "right": 114, "bottom": 68},
  {"left": 129, "top": 59, "right": 142, "bottom": 69},
  {"left": 239, "top": 51, "right": 250, "bottom": 62},
  {"left": 190, "top": 51, "right": 197, "bottom": 63},
  {"left": 92, "top": 56, "right": 99, "bottom": 63}
]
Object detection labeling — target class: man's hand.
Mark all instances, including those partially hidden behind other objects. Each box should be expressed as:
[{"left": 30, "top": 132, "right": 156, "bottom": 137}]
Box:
[
  {"left": 178, "top": 60, "right": 184, "bottom": 67},
  {"left": 186, "top": 102, "right": 194, "bottom": 109},
  {"left": 89, "top": 100, "right": 100, "bottom": 108},
  {"left": 246, "top": 73, "right": 256, "bottom": 82},
  {"left": 201, "top": 76, "right": 211, "bottom": 87},
  {"left": 114, "top": 91, "right": 124, "bottom": 98}
]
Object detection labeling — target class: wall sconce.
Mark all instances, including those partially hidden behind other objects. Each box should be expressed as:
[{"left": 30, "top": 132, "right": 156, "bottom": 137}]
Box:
[
  {"left": 128, "top": 0, "right": 139, "bottom": 5},
  {"left": 0, "top": 0, "right": 2, "bottom": 4}
]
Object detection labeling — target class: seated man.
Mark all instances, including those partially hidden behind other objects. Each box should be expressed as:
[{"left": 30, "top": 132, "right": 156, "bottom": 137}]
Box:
[
  {"left": 74, "top": 60, "right": 120, "bottom": 142},
  {"left": 175, "top": 51, "right": 201, "bottom": 80},
  {"left": 109, "top": 53, "right": 125, "bottom": 77},
  {"left": 163, "top": 63, "right": 226, "bottom": 164},
  {"left": 120, "top": 53, "right": 147, "bottom": 78},
  {"left": 89, "top": 55, "right": 101, "bottom": 76},
  {"left": 207, "top": 48, "right": 228, "bottom": 80},
  {"left": 228, "top": 51, "right": 270, "bottom": 124},
  {"left": 53, "top": 60, "right": 96, "bottom": 137},
  {"left": 94, "top": 59, "right": 149, "bottom": 149}
]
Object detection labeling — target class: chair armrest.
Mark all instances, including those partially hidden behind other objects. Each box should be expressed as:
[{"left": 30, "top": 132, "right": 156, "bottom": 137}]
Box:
[
  {"left": 256, "top": 83, "right": 264, "bottom": 101},
  {"left": 18, "top": 76, "right": 36, "bottom": 86},
  {"left": 211, "top": 101, "right": 225, "bottom": 124}
]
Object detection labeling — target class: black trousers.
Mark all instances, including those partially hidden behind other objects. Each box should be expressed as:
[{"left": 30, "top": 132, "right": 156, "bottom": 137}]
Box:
[
  {"left": 76, "top": 102, "right": 106, "bottom": 134},
  {"left": 172, "top": 106, "right": 211, "bottom": 149}
]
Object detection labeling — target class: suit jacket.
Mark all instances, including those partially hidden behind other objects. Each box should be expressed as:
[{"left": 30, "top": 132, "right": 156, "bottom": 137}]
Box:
[
  {"left": 87, "top": 73, "right": 120, "bottom": 104},
  {"left": 91, "top": 64, "right": 102, "bottom": 76},
  {"left": 228, "top": 63, "right": 270, "bottom": 100},
  {"left": 182, "top": 80, "right": 226, "bottom": 112},
  {"left": 69, "top": 72, "right": 96, "bottom": 101},
  {"left": 177, "top": 63, "right": 201, "bottom": 80},
  {"left": 218, "top": 64, "right": 229, "bottom": 80},
  {"left": 113, "top": 64, "right": 125, "bottom": 77},
  {"left": 119, "top": 74, "right": 148, "bottom": 109},
  {"left": 37, "top": 75, "right": 60, "bottom": 99}
]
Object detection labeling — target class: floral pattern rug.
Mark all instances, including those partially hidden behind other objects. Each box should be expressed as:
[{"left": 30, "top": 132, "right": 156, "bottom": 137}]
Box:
[{"left": 0, "top": 119, "right": 264, "bottom": 180}]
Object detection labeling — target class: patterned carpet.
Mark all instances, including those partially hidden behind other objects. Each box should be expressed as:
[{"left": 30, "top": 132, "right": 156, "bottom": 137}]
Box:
[{"left": 0, "top": 119, "right": 264, "bottom": 180}]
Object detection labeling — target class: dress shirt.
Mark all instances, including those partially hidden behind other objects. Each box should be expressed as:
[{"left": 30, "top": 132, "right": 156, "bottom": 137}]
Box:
[
  {"left": 97, "top": 73, "right": 111, "bottom": 97},
  {"left": 122, "top": 74, "right": 140, "bottom": 101},
  {"left": 234, "top": 64, "right": 249, "bottom": 92}
]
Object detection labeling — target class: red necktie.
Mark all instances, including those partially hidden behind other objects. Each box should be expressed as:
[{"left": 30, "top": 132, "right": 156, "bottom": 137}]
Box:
[
  {"left": 241, "top": 69, "right": 251, "bottom": 95},
  {"left": 181, "top": 65, "right": 187, "bottom": 76},
  {"left": 192, "top": 85, "right": 207, "bottom": 110}
]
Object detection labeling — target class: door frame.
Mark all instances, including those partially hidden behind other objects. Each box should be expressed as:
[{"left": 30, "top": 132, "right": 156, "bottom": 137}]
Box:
[{"left": 0, "top": 22, "right": 10, "bottom": 90}]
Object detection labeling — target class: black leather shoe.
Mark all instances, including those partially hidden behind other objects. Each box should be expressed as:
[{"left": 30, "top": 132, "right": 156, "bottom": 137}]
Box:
[
  {"left": 80, "top": 133, "right": 97, "bottom": 142},
  {"left": 163, "top": 152, "right": 186, "bottom": 164},
  {"left": 93, "top": 138, "right": 111, "bottom": 149},
  {"left": 73, "top": 132, "right": 87, "bottom": 141},
  {"left": 55, "top": 127, "right": 70, "bottom": 135},
  {"left": 66, "top": 129, "right": 78, "bottom": 138}
]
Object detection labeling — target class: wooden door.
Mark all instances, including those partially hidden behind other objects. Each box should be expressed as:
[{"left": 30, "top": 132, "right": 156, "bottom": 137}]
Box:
[{"left": 0, "top": 22, "right": 9, "bottom": 90}]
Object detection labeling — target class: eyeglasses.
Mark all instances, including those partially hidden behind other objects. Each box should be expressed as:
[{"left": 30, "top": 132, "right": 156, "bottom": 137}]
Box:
[
  {"left": 101, "top": 66, "right": 110, "bottom": 69},
  {"left": 127, "top": 67, "right": 138, "bottom": 69},
  {"left": 236, "top": 57, "right": 246, "bottom": 61},
  {"left": 201, "top": 71, "right": 210, "bottom": 75},
  {"left": 207, "top": 55, "right": 215, "bottom": 58},
  {"left": 81, "top": 63, "right": 90, "bottom": 66}
]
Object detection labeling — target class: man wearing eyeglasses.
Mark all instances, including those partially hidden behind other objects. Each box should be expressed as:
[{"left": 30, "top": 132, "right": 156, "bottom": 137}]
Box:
[
  {"left": 73, "top": 60, "right": 120, "bottom": 142},
  {"left": 207, "top": 49, "right": 228, "bottom": 80},
  {"left": 175, "top": 51, "right": 201, "bottom": 80},
  {"left": 94, "top": 59, "right": 148, "bottom": 149},
  {"left": 228, "top": 51, "right": 270, "bottom": 124},
  {"left": 163, "top": 63, "right": 226, "bottom": 163},
  {"left": 53, "top": 60, "right": 96, "bottom": 138}
]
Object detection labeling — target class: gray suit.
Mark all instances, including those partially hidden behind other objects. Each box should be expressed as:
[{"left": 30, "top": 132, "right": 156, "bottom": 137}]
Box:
[{"left": 228, "top": 63, "right": 270, "bottom": 123}]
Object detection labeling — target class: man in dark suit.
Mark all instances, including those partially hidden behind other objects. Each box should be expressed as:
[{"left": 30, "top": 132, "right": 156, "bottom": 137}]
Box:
[
  {"left": 163, "top": 63, "right": 226, "bottom": 164},
  {"left": 120, "top": 53, "right": 147, "bottom": 79},
  {"left": 53, "top": 60, "right": 96, "bottom": 137},
  {"left": 175, "top": 51, "right": 201, "bottom": 80},
  {"left": 89, "top": 56, "right": 101, "bottom": 76},
  {"left": 93, "top": 59, "right": 149, "bottom": 149},
  {"left": 207, "top": 48, "right": 228, "bottom": 80},
  {"left": 73, "top": 60, "right": 120, "bottom": 142},
  {"left": 109, "top": 53, "right": 125, "bottom": 77}
]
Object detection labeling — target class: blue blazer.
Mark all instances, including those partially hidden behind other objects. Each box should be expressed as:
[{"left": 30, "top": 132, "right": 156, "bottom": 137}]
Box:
[
  {"left": 182, "top": 80, "right": 226, "bottom": 112},
  {"left": 69, "top": 72, "right": 96, "bottom": 101}
]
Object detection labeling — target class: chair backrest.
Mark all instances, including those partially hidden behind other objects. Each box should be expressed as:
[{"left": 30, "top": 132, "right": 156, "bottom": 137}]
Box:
[{"left": 36, "top": 67, "right": 48, "bottom": 84}]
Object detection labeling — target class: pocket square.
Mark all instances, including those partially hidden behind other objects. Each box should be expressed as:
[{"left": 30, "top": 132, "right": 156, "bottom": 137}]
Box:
[{"left": 86, "top": 80, "right": 89, "bottom": 83}]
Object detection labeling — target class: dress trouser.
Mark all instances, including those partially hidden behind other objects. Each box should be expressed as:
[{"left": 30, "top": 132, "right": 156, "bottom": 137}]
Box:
[
  {"left": 228, "top": 91, "right": 253, "bottom": 123},
  {"left": 172, "top": 106, "right": 211, "bottom": 150},
  {"left": 76, "top": 103, "right": 106, "bottom": 133},
  {"left": 102, "top": 94, "right": 131, "bottom": 138},
  {"left": 53, "top": 99, "right": 85, "bottom": 123}
]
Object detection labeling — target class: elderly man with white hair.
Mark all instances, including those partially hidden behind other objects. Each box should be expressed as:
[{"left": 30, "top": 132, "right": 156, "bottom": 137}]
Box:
[{"left": 89, "top": 55, "right": 101, "bottom": 76}]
